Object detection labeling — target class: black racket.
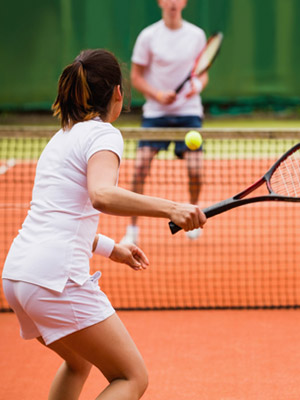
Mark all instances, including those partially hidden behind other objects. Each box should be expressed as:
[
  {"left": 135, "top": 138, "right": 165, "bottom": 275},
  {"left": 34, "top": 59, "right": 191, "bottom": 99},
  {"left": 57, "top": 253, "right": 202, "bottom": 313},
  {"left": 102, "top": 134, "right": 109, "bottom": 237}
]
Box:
[
  {"left": 175, "top": 32, "right": 223, "bottom": 94},
  {"left": 169, "top": 142, "right": 300, "bottom": 234}
]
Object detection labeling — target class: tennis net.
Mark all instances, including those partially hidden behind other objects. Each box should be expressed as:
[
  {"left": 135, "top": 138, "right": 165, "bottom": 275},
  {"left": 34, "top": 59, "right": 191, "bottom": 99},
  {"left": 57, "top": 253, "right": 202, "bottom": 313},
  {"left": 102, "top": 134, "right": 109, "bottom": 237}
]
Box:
[{"left": 1, "top": 126, "right": 300, "bottom": 310}]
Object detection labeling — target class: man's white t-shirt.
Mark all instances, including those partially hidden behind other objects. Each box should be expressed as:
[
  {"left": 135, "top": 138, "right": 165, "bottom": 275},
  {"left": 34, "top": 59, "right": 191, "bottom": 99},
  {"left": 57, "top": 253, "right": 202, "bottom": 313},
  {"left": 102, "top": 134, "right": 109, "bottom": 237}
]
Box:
[
  {"left": 2, "top": 118, "right": 123, "bottom": 292},
  {"left": 131, "top": 19, "right": 206, "bottom": 118}
]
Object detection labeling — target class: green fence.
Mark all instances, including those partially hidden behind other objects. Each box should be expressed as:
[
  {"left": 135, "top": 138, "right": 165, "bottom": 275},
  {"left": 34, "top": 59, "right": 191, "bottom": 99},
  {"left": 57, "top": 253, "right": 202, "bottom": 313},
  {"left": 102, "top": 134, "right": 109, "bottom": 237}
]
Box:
[{"left": 1, "top": 0, "right": 300, "bottom": 111}]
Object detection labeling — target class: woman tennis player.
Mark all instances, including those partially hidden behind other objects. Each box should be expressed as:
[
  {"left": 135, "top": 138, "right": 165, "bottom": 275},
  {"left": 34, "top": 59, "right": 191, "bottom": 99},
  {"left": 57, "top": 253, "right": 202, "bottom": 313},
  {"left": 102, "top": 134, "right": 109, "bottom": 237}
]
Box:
[{"left": 2, "top": 49, "right": 206, "bottom": 400}]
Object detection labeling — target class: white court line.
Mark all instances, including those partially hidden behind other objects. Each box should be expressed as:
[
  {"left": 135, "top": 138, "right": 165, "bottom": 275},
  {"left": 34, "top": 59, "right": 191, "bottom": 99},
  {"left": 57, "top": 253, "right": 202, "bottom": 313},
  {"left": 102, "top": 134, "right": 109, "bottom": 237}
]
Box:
[{"left": 0, "top": 203, "right": 30, "bottom": 208}]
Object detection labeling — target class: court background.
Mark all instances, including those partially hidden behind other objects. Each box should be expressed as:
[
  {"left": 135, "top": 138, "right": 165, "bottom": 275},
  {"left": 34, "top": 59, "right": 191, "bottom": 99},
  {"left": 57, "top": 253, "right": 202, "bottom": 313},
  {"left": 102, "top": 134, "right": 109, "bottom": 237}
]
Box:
[
  {"left": 1, "top": 0, "right": 300, "bottom": 114},
  {"left": 1, "top": 1, "right": 300, "bottom": 399}
]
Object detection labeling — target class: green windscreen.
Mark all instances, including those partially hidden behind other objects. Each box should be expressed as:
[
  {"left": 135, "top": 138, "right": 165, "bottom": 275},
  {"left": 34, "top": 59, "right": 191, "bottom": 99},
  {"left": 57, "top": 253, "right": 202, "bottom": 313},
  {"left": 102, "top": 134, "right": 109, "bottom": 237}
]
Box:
[{"left": 1, "top": 0, "right": 299, "bottom": 110}]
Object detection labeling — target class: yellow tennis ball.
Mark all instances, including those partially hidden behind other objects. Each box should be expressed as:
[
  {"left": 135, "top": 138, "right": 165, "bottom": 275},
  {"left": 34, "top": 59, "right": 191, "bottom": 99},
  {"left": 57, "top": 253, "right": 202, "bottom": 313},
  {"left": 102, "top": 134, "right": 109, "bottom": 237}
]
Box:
[{"left": 184, "top": 130, "right": 203, "bottom": 150}]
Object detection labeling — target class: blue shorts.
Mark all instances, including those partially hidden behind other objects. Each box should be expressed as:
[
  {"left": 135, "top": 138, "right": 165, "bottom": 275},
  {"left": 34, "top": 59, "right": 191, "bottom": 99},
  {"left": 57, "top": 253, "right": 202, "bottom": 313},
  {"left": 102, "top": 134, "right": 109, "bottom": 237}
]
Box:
[{"left": 139, "top": 115, "right": 203, "bottom": 159}]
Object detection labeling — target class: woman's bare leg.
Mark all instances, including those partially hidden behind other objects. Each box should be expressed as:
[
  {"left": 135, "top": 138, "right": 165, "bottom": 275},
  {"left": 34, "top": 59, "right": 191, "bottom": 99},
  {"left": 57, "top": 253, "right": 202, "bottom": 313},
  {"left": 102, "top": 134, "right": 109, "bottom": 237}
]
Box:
[
  {"left": 37, "top": 337, "right": 92, "bottom": 400},
  {"left": 41, "top": 313, "right": 148, "bottom": 400}
]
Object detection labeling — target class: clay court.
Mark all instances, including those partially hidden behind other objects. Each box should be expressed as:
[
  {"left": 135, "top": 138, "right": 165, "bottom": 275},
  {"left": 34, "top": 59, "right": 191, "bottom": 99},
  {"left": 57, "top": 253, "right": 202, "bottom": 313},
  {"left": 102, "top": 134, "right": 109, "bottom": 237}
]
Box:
[
  {"left": 2, "top": 310, "right": 300, "bottom": 399},
  {"left": 1, "top": 130, "right": 300, "bottom": 399}
]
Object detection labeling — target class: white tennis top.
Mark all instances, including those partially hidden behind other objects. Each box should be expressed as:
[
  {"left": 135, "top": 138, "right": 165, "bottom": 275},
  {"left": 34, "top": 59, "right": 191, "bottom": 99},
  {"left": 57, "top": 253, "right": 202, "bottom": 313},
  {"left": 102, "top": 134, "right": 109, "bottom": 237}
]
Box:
[
  {"left": 2, "top": 118, "right": 124, "bottom": 292},
  {"left": 131, "top": 19, "right": 206, "bottom": 118}
]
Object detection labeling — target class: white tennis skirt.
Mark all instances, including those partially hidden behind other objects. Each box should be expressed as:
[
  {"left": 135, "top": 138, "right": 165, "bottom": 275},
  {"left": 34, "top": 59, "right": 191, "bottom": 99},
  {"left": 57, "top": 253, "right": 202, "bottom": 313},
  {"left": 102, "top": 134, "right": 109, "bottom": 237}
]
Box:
[{"left": 2, "top": 272, "right": 115, "bottom": 345}]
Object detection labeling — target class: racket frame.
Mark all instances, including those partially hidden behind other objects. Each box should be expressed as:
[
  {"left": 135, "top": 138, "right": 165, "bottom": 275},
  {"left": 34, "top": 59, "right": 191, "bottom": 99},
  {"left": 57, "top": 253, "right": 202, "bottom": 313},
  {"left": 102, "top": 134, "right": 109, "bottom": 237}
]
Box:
[
  {"left": 175, "top": 32, "right": 223, "bottom": 94},
  {"left": 169, "top": 142, "right": 300, "bottom": 234}
]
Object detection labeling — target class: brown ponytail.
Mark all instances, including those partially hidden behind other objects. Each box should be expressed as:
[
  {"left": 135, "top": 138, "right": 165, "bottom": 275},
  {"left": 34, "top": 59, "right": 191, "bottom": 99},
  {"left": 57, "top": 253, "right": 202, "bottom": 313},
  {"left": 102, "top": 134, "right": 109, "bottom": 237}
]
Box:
[{"left": 52, "top": 49, "right": 126, "bottom": 129}]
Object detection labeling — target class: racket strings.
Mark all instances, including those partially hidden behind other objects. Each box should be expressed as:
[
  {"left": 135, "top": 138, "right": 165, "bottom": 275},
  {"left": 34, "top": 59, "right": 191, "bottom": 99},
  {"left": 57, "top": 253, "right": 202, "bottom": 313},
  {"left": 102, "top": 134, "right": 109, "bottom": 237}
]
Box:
[
  {"left": 194, "top": 35, "right": 223, "bottom": 74},
  {"left": 270, "top": 150, "right": 300, "bottom": 197}
]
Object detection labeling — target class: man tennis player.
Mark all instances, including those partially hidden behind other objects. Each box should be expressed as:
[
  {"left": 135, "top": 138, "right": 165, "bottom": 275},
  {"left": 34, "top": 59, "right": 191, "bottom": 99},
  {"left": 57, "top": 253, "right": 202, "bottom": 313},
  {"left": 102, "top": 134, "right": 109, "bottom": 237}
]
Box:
[{"left": 121, "top": 0, "right": 208, "bottom": 244}]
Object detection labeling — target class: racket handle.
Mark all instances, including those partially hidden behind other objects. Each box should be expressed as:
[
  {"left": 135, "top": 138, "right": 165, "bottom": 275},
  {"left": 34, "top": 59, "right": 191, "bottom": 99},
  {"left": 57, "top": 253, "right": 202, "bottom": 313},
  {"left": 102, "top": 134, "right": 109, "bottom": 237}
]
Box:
[
  {"left": 169, "top": 221, "right": 182, "bottom": 234},
  {"left": 175, "top": 75, "right": 190, "bottom": 93},
  {"left": 175, "top": 81, "right": 186, "bottom": 94},
  {"left": 169, "top": 195, "right": 273, "bottom": 235}
]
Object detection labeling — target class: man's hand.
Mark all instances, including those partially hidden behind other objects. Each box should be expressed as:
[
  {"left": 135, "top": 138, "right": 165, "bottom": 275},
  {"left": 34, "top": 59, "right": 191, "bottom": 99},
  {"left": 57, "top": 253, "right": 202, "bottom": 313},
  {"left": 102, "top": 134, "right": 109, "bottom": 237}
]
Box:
[{"left": 156, "top": 90, "right": 176, "bottom": 104}]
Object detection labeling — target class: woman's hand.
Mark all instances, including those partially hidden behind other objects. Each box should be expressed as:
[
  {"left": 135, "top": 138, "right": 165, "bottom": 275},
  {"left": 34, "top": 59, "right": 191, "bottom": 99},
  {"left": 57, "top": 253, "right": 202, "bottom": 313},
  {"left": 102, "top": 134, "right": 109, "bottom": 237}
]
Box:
[
  {"left": 169, "top": 203, "right": 207, "bottom": 232},
  {"left": 109, "top": 243, "right": 150, "bottom": 271}
]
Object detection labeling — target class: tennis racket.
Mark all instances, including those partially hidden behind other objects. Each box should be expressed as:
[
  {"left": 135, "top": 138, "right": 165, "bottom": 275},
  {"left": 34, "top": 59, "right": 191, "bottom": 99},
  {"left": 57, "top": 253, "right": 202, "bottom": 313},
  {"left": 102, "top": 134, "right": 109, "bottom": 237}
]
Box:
[
  {"left": 169, "top": 142, "right": 300, "bottom": 234},
  {"left": 175, "top": 32, "right": 223, "bottom": 94}
]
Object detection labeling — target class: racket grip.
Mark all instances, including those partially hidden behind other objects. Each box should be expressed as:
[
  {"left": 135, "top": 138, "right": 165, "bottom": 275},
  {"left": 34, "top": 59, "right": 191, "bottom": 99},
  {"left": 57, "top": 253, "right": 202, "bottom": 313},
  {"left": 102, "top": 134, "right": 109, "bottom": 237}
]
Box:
[
  {"left": 175, "top": 76, "right": 190, "bottom": 93},
  {"left": 175, "top": 82, "right": 185, "bottom": 94},
  {"left": 168, "top": 221, "right": 182, "bottom": 234}
]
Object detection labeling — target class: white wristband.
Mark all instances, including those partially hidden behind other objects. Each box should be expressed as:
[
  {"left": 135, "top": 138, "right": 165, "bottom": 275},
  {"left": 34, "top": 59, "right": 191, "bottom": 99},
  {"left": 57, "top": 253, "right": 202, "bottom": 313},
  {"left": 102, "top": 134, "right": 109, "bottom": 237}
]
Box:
[
  {"left": 94, "top": 234, "right": 115, "bottom": 258},
  {"left": 191, "top": 77, "right": 203, "bottom": 94}
]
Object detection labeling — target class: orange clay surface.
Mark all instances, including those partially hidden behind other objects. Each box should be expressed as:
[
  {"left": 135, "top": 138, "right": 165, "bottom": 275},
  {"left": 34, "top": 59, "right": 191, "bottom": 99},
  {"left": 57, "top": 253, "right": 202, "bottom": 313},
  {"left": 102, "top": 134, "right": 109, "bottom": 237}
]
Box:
[{"left": 1, "top": 310, "right": 300, "bottom": 399}]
